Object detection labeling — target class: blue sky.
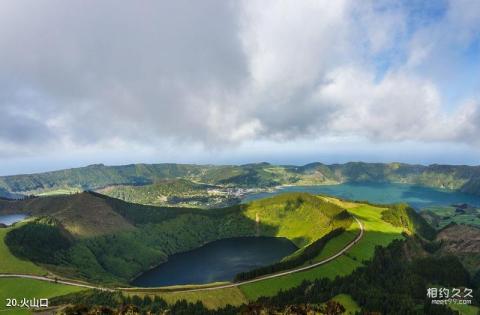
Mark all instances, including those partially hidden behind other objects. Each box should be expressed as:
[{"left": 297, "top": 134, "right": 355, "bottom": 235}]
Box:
[{"left": 0, "top": 0, "right": 479, "bottom": 175}]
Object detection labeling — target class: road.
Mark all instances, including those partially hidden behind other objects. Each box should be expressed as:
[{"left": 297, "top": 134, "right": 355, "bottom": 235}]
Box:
[
  {"left": 0, "top": 274, "right": 114, "bottom": 292},
  {"left": 0, "top": 216, "right": 364, "bottom": 293},
  {"left": 158, "top": 215, "right": 364, "bottom": 292}
]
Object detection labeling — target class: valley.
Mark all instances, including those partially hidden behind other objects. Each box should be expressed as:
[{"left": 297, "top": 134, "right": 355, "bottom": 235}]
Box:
[
  {"left": 0, "top": 163, "right": 479, "bottom": 314},
  {"left": 3, "top": 162, "right": 480, "bottom": 202}
]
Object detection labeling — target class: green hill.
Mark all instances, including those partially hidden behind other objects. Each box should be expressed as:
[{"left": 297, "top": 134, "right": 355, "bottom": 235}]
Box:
[
  {"left": 0, "top": 192, "right": 352, "bottom": 285},
  {"left": 0, "top": 193, "right": 135, "bottom": 237}
]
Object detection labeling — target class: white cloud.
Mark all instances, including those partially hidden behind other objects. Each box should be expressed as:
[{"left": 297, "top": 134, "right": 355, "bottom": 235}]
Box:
[{"left": 0, "top": 0, "right": 479, "bottom": 163}]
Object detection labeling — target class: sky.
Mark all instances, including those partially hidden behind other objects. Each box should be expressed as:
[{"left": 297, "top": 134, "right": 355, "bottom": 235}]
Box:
[{"left": 0, "top": 0, "right": 480, "bottom": 175}]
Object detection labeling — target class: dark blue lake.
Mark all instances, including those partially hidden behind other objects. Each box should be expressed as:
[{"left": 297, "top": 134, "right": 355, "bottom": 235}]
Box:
[
  {"left": 242, "top": 182, "right": 480, "bottom": 209},
  {"left": 131, "top": 236, "right": 297, "bottom": 287},
  {"left": 0, "top": 214, "right": 27, "bottom": 226}
]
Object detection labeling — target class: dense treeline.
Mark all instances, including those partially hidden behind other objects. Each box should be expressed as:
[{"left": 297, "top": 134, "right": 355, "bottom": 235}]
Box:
[
  {"left": 5, "top": 217, "right": 72, "bottom": 264},
  {"left": 234, "top": 227, "right": 345, "bottom": 282},
  {"left": 259, "top": 239, "right": 478, "bottom": 314}
]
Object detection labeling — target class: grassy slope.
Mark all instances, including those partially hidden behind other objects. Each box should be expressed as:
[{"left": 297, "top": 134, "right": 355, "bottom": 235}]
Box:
[
  {"left": 239, "top": 199, "right": 404, "bottom": 300},
  {"left": 0, "top": 225, "right": 46, "bottom": 275},
  {"left": 0, "top": 193, "right": 135, "bottom": 238},
  {"left": 242, "top": 193, "right": 351, "bottom": 248},
  {"left": 0, "top": 278, "right": 84, "bottom": 315},
  {"left": 330, "top": 294, "right": 361, "bottom": 315}
]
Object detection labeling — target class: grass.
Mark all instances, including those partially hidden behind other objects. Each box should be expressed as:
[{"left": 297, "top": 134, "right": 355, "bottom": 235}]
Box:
[
  {"left": 0, "top": 278, "right": 84, "bottom": 315},
  {"left": 306, "top": 224, "right": 358, "bottom": 264},
  {"left": 330, "top": 294, "right": 360, "bottom": 314},
  {"left": 239, "top": 198, "right": 405, "bottom": 301},
  {"left": 449, "top": 303, "right": 480, "bottom": 315},
  {"left": 0, "top": 225, "right": 47, "bottom": 275},
  {"left": 240, "top": 255, "right": 362, "bottom": 300},
  {"left": 125, "top": 287, "right": 248, "bottom": 309},
  {"left": 242, "top": 193, "right": 351, "bottom": 247},
  {"left": 346, "top": 204, "right": 404, "bottom": 262}
]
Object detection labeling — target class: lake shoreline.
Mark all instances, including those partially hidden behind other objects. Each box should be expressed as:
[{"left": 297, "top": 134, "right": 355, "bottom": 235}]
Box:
[
  {"left": 242, "top": 182, "right": 480, "bottom": 209},
  {"left": 130, "top": 236, "right": 298, "bottom": 287}
]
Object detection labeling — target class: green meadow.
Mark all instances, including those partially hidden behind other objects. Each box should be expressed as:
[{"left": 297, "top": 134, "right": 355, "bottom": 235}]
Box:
[
  {"left": 0, "top": 278, "right": 84, "bottom": 315},
  {"left": 239, "top": 199, "right": 405, "bottom": 300}
]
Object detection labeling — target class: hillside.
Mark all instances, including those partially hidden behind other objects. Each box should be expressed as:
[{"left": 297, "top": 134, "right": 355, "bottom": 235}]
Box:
[
  {"left": 2, "top": 162, "right": 480, "bottom": 197},
  {"left": 1, "top": 192, "right": 352, "bottom": 285},
  {"left": 97, "top": 179, "right": 239, "bottom": 208},
  {"left": 0, "top": 193, "right": 135, "bottom": 237},
  {"left": 421, "top": 205, "right": 480, "bottom": 229},
  {"left": 380, "top": 203, "right": 436, "bottom": 240},
  {"left": 436, "top": 224, "right": 480, "bottom": 276}
]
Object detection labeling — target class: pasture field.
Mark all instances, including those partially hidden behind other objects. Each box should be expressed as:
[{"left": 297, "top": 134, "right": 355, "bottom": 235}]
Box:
[{"left": 0, "top": 278, "right": 84, "bottom": 315}]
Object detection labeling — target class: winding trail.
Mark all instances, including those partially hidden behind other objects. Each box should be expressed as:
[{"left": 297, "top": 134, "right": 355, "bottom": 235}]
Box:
[{"left": 0, "top": 216, "right": 364, "bottom": 293}]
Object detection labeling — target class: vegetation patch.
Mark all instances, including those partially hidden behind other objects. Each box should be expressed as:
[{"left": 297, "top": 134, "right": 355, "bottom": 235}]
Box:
[{"left": 5, "top": 217, "right": 73, "bottom": 264}]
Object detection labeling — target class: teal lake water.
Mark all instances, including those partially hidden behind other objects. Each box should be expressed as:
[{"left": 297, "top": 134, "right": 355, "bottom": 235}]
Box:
[
  {"left": 131, "top": 236, "right": 297, "bottom": 287},
  {"left": 242, "top": 182, "right": 480, "bottom": 209},
  {"left": 0, "top": 214, "right": 27, "bottom": 226}
]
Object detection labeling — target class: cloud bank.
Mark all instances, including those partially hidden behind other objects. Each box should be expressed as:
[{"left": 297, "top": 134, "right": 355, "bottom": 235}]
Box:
[{"left": 0, "top": 0, "right": 479, "bottom": 160}]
